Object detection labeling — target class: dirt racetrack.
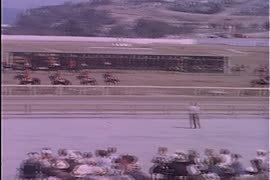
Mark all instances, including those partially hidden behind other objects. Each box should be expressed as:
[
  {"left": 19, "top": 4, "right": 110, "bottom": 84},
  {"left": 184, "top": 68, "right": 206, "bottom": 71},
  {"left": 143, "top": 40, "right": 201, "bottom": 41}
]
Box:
[{"left": 1, "top": 70, "right": 267, "bottom": 87}]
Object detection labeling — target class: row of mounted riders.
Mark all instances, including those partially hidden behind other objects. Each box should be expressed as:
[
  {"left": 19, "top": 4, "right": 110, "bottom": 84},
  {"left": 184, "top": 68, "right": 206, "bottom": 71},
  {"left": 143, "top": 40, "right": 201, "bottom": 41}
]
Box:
[
  {"left": 14, "top": 72, "right": 268, "bottom": 87},
  {"left": 14, "top": 72, "right": 120, "bottom": 85}
]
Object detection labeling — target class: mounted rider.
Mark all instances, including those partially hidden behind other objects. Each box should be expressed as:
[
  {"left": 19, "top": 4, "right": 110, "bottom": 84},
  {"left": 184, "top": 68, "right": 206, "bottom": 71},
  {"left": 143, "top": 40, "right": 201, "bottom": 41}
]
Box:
[
  {"left": 83, "top": 71, "right": 90, "bottom": 79},
  {"left": 24, "top": 70, "right": 32, "bottom": 81},
  {"left": 104, "top": 71, "right": 112, "bottom": 79},
  {"left": 55, "top": 71, "right": 63, "bottom": 81}
]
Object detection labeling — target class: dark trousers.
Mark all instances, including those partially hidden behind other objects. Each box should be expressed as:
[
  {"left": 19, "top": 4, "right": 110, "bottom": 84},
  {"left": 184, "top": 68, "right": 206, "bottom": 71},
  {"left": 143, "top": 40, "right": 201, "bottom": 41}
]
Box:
[
  {"left": 189, "top": 113, "right": 201, "bottom": 129},
  {"left": 189, "top": 114, "right": 196, "bottom": 128},
  {"left": 194, "top": 114, "right": 201, "bottom": 129}
]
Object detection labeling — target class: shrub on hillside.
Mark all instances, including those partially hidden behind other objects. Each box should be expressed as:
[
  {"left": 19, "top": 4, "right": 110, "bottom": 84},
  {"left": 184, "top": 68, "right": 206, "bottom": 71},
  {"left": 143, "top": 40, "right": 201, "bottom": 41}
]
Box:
[
  {"left": 169, "top": 1, "right": 224, "bottom": 14},
  {"left": 11, "top": 3, "right": 115, "bottom": 36},
  {"left": 108, "top": 25, "right": 133, "bottom": 37},
  {"left": 134, "top": 19, "right": 172, "bottom": 38}
]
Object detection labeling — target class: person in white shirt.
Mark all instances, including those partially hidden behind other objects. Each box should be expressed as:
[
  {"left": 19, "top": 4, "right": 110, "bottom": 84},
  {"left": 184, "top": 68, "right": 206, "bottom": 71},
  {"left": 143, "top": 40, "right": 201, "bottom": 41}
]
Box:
[{"left": 218, "top": 149, "right": 232, "bottom": 167}]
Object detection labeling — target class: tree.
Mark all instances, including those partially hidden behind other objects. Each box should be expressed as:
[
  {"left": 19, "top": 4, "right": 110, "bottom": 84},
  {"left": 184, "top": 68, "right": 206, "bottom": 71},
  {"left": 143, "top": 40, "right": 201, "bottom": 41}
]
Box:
[
  {"left": 134, "top": 19, "right": 171, "bottom": 38},
  {"left": 63, "top": 19, "right": 83, "bottom": 36},
  {"left": 108, "top": 25, "right": 131, "bottom": 37}
]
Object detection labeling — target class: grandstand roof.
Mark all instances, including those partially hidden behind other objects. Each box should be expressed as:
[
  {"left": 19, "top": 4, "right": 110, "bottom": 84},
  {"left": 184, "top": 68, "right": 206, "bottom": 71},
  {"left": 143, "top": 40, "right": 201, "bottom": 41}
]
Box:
[{"left": 2, "top": 35, "right": 266, "bottom": 57}]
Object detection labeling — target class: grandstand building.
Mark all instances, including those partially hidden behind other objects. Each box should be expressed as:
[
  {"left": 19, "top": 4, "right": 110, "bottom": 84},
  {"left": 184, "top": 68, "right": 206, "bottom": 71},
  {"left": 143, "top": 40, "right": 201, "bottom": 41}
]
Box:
[{"left": 2, "top": 35, "right": 230, "bottom": 73}]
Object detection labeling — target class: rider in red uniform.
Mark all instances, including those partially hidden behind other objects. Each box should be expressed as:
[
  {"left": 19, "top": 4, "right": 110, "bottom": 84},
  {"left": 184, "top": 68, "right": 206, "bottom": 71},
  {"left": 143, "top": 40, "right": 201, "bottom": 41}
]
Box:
[
  {"left": 24, "top": 70, "right": 32, "bottom": 81},
  {"left": 105, "top": 71, "right": 112, "bottom": 78},
  {"left": 84, "top": 71, "right": 89, "bottom": 79},
  {"left": 55, "top": 71, "right": 62, "bottom": 81}
]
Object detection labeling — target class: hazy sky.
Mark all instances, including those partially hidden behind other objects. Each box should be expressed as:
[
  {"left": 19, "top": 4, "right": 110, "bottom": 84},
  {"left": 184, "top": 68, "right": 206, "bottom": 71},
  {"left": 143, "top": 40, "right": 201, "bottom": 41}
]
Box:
[{"left": 2, "top": 0, "right": 89, "bottom": 9}]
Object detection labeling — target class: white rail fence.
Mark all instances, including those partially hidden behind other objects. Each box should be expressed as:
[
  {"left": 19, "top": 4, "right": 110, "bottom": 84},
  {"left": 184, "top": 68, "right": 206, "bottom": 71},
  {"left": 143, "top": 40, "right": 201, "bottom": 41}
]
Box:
[
  {"left": 1, "top": 85, "right": 269, "bottom": 97},
  {"left": 2, "top": 102, "right": 268, "bottom": 118}
]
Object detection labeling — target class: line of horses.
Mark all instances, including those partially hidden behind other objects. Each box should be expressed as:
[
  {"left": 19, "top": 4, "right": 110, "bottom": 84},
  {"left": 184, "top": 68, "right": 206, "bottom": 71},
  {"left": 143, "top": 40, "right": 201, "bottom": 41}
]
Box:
[
  {"left": 13, "top": 73, "right": 120, "bottom": 86},
  {"left": 76, "top": 73, "right": 120, "bottom": 85}
]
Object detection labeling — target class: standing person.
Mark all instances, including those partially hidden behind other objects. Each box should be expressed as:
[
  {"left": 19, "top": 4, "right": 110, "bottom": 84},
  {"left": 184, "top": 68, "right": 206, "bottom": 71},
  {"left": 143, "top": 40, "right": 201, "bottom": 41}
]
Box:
[
  {"left": 194, "top": 102, "right": 201, "bottom": 129},
  {"left": 188, "top": 102, "right": 196, "bottom": 129}
]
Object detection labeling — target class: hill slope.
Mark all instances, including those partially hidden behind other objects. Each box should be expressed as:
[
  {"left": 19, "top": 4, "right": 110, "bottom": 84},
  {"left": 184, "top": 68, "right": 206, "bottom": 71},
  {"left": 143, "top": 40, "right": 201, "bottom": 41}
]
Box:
[
  {"left": 2, "top": 8, "right": 23, "bottom": 24},
  {"left": 5, "top": 0, "right": 269, "bottom": 38}
]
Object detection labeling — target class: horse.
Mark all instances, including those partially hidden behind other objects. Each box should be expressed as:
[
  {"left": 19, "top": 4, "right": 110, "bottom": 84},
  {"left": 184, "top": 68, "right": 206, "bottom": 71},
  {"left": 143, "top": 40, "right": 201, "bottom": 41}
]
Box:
[
  {"left": 80, "top": 78, "right": 98, "bottom": 85},
  {"left": 52, "top": 79, "right": 72, "bottom": 85},
  {"left": 253, "top": 66, "right": 268, "bottom": 75},
  {"left": 77, "top": 74, "right": 87, "bottom": 80},
  {"left": 104, "top": 77, "right": 119, "bottom": 85},
  {"left": 14, "top": 74, "right": 25, "bottom": 80},
  {"left": 19, "top": 78, "right": 41, "bottom": 85},
  {"left": 250, "top": 79, "right": 269, "bottom": 87}
]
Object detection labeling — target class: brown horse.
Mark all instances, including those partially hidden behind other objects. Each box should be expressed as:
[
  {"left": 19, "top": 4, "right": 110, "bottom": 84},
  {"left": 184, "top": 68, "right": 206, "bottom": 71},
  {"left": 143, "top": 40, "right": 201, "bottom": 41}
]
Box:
[
  {"left": 19, "top": 78, "right": 41, "bottom": 85},
  {"left": 80, "top": 78, "right": 98, "bottom": 85},
  {"left": 104, "top": 77, "right": 119, "bottom": 85},
  {"left": 52, "top": 79, "right": 72, "bottom": 85}
]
